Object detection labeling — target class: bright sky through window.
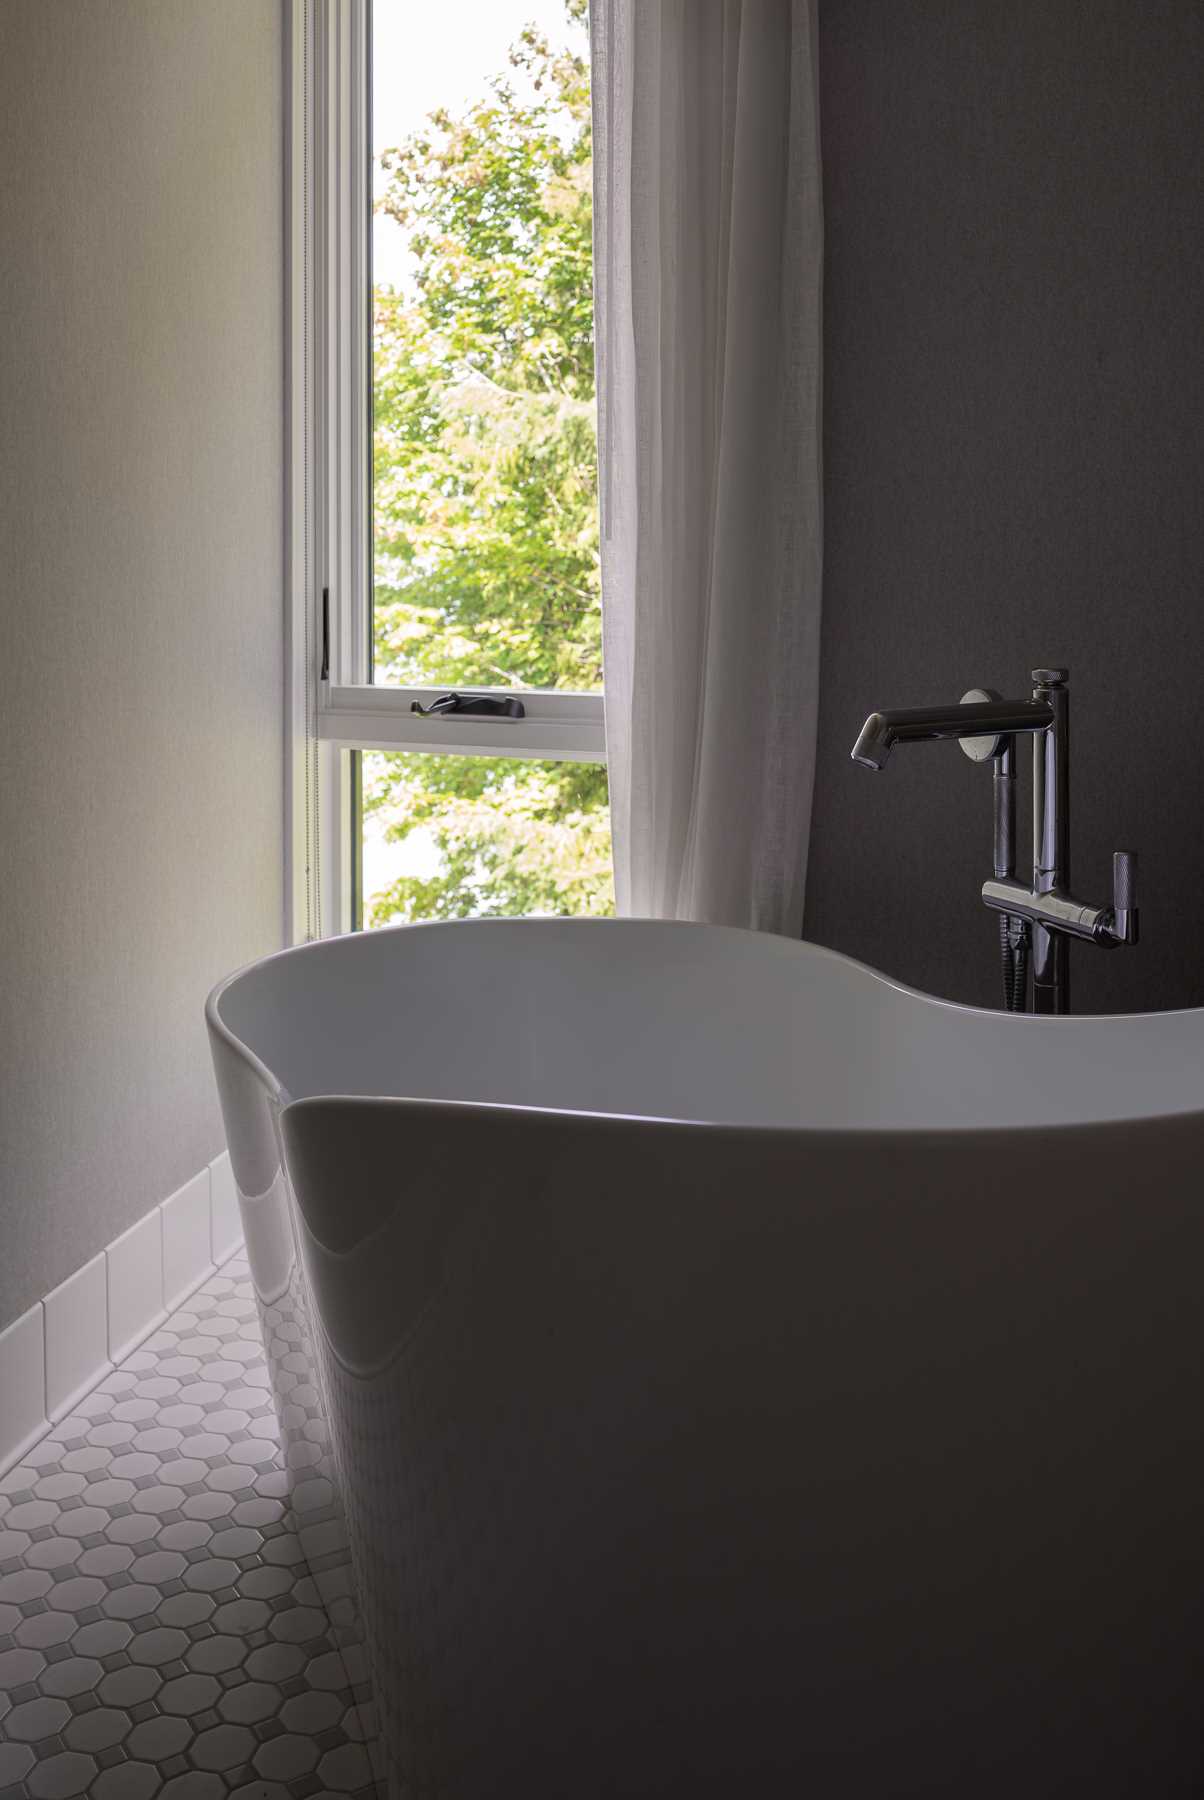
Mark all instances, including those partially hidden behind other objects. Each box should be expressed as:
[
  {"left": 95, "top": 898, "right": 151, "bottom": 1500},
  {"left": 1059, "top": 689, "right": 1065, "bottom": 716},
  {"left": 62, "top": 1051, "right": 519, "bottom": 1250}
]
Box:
[{"left": 372, "top": 0, "right": 580, "bottom": 289}]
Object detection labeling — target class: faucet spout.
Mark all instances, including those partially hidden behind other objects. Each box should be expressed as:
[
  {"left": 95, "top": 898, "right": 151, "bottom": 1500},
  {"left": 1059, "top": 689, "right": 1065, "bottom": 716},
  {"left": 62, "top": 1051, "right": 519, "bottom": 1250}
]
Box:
[{"left": 851, "top": 698, "right": 1054, "bottom": 770}]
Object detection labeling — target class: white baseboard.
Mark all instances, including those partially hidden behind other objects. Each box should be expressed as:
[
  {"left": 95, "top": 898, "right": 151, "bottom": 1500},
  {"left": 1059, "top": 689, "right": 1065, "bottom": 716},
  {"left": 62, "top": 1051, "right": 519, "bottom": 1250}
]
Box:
[{"left": 0, "top": 1150, "right": 243, "bottom": 1478}]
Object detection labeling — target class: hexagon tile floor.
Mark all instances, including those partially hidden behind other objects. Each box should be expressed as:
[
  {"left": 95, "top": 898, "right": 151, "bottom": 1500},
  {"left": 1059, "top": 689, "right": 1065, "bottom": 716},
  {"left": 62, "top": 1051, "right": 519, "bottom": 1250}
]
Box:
[{"left": 0, "top": 1250, "right": 385, "bottom": 1799}]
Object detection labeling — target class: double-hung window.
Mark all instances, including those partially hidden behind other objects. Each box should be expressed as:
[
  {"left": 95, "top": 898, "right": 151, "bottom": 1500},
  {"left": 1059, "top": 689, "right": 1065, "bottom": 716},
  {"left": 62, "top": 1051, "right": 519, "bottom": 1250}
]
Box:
[{"left": 287, "top": 0, "right": 608, "bottom": 942}]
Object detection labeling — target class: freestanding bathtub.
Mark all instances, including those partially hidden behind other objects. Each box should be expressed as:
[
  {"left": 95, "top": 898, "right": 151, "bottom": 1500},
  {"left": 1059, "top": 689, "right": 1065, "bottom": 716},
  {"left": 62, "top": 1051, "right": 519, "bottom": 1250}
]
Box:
[{"left": 206, "top": 920, "right": 1204, "bottom": 1798}]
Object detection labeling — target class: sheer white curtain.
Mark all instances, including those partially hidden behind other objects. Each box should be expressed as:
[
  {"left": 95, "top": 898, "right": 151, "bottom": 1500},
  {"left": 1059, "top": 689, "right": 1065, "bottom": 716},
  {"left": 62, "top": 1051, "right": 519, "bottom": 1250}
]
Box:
[{"left": 591, "top": 0, "right": 823, "bottom": 935}]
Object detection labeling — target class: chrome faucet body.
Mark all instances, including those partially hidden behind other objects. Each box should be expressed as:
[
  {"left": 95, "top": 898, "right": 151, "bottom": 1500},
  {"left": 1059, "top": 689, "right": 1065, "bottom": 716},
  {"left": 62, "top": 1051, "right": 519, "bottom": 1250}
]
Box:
[{"left": 851, "top": 668, "right": 1138, "bottom": 1014}]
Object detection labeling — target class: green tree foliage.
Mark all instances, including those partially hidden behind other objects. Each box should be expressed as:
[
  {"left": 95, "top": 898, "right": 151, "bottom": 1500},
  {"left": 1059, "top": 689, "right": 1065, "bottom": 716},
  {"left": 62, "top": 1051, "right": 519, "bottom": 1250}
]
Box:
[{"left": 367, "top": 0, "right": 612, "bottom": 924}]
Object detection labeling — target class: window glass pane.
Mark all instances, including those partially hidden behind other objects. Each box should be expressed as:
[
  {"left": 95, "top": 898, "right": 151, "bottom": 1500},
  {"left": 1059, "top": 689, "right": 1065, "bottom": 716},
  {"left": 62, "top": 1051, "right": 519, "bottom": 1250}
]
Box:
[
  {"left": 371, "top": 0, "right": 599, "bottom": 693},
  {"left": 361, "top": 752, "right": 613, "bottom": 925}
]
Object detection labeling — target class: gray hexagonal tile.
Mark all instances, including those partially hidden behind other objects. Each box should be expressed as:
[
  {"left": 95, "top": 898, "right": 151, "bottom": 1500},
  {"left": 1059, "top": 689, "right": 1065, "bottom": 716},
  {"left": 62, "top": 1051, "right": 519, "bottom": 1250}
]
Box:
[
  {"left": 239, "top": 1563, "right": 292, "bottom": 1600},
  {"left": 27, "top": 1749, "right": 99, "bottom": 1797},
  {"left": 159, "top": 1671, "right": 222, "bottom": 1715},
  {"left": 319, "top": 1739, "right": 375, "bottom": 1790},
  {"left": 0, "top": 1741, "right": 35, "bottom": 1786},
  {"left": 182, "top": 1556, "right": 238, "bottom": 1592},
  {"left": 126, "top": 1711, "right": 194, "bottom": 1759},
  {"left": 269, "top": 1604, "right": 327, "bottom": 1644},
  {"left": 46, "top": 1575, "right": 106, "bottom": 1612},
  {"left": 279, "top": 1688, "right": 342, "bottom": 1732},
  {"left": 158, "top": 1518, "right": 212, "bottom": 1551},
  {"left": 71, "top": 1617, "right": 133, "bottom": 1657},
  {"left": 76, "top": 1542, "right": 134, "bottom": 1577},
  {"left": 0, "top": 1644, "right": 45, "bottom": 1687},
  {"left": 5, "top": 1694, "right": 72, "bottom": 1740},
  {"left": 128, "top": 1625, "right": 189, "bottom": 1665},
  {"left": 100, "top": 1580, "right": 161, "bottom": 1620},
  {"left": 253, "top": 1732, "right": 320, "bottom": 1780},
  {"left": 15, "top": 1609, "right": 75, "bottom": 1648},
  {"left": 218, "top": 1679, "right": 284, "bottom": 1724},
  {"left": 62, "top": 1705, "right": 131, "bottom": 1752},
  {"left": 39, "top": 1654, "right": 103, "bottom": 1697},
  {"left": 130, "top": 1548, "right": 188, "bottom": 1584},
  {"left": 191, "top": 1720, "right": 257, "bottom": 1770},
  {"left": 158, "top": 1590, "right": 215, "bottom": 1628},
  {"left": 186, "top": 1633, "right": 247, "bottom": 1674},
  {"left": 244, "top": 1641, "right": 305, "bottom": 1682},
  {"left": 97, "top": 1663, "right": 162, "bottom": 1707},
  {"left": 2, "top": 1502, "right": 57, "bottom": 1534},
  {"left": 159, "top": 1772, "right": 225, "bottom": 1799},
  {"left": 103, "top": 1512, "right": 159, "bottom": 1545},
  {"left": 212, "top": 1597, "right": 270, "bottom": 1634},
  {"left": 51, "top": 1505, "right": 109, "bottom": 1538},
  {"left": 93, "top": 1760, "right": 160, "bottom": 1799},
  {"left": 25, "top": 1536, "right": 79, "bottom": 1570}
]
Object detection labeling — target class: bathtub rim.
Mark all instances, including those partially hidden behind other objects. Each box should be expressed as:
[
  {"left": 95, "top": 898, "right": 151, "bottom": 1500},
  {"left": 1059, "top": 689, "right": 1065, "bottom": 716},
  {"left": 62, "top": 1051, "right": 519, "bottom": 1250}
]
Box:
[{"left": 206, "top": 916, "right": 1204, "bottom": 1138}]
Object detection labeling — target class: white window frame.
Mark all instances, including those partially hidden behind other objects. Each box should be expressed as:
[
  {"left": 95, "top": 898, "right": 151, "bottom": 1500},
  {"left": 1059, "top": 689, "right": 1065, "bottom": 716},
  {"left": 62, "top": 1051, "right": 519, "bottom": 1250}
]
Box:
[{"left": 285, "top": 0, "right": 606, "bottom": 944}]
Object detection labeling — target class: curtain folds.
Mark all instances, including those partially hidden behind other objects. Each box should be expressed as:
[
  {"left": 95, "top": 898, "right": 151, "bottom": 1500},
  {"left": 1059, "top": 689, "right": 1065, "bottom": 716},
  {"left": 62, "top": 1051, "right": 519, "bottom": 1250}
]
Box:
[{"left": 591, "top": 0, "right": 823, "bottom": 935}]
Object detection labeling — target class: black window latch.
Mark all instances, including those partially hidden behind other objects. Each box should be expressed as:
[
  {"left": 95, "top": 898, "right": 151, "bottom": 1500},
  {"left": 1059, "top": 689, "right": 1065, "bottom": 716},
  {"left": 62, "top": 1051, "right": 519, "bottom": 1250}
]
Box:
[{"left": 410, "top": 692, "right": 526, "bottom": 720}]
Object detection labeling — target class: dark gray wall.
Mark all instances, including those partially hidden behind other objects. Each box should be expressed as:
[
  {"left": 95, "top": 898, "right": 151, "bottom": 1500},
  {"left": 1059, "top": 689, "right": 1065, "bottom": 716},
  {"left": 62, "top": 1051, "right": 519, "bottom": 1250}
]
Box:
[
  {"left": 806, "top": 0, "right": 1204, "bottom": 1012},
  {"left": 0, "top": 1, "right": 283, "bottom": 1330}
]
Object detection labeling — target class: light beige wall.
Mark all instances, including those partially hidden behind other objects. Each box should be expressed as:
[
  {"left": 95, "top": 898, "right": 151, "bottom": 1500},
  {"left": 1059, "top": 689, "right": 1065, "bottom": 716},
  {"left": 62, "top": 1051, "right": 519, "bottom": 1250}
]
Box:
[{"left": 0, "top": 0, "right": 284, "bottom": 1328}]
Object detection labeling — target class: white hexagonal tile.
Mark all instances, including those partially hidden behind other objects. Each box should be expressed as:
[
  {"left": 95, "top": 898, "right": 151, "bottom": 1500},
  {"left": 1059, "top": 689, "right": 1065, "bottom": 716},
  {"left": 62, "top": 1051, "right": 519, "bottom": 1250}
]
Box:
[
  {"left": 131, "top": 1425, "right": 183, "bottom": 1453},
  {"left": 81, "top": 1477, "right": 136, "bottom": 1509},
  {"left": 182, "top": 1491, "right": 235, "bottom": 1521},
  {"left": 157, "top": 1404, "right": 206, "bottom": 1429},
  {"left": 107, "top": 1452, "right": 159, "bottom": 1480},
  {"left": 33, "top": 1471, "right": 86, "bottom": 1501},
  {"left": 4, "top": 1499, "right": 59, "bottom": 1531},
  {"left": 52, "top": 1506, "right": 109, "bottom": 1538},
  {"left": 85, "top": 1420, "right": 136, "bottom": 1446},
  {"left": 60, "top": 1446, "right": 111, "bottom": 1472},
  {"left": 131, "top": 1484, "right": 186, "bottom": 1515}
]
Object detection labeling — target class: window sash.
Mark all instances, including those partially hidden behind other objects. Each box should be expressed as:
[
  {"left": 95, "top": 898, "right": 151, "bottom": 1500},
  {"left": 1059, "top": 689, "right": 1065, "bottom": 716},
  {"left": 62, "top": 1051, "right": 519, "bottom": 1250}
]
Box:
[{"left": 287, "top": 0, "right": 606, "bottom": 941}]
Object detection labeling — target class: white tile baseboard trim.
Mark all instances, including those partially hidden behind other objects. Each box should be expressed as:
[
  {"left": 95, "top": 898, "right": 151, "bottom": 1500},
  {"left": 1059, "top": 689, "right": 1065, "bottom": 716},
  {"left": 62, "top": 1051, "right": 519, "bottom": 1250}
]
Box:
[{"left": 0, "top": 1149, "right": 242, "bottom": 1478}]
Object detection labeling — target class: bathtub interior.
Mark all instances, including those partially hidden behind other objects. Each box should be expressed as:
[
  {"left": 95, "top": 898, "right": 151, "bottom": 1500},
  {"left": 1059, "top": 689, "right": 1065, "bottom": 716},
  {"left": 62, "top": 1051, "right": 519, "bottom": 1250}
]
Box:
[{"left": 211, "top": 917, "right": 1204, "bottom": 1131}]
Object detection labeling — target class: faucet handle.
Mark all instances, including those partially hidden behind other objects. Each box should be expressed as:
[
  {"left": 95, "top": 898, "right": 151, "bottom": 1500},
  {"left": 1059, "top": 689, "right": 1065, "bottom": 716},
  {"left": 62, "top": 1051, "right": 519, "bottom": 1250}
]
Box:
[{"left": 1112, "top": 851, "right": 1139, "bottom": 945}]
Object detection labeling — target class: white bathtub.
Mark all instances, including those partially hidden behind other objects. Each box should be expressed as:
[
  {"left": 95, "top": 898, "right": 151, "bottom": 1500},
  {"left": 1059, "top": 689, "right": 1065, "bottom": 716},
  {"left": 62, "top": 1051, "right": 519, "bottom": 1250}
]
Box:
[{"left": 207, "top": 919, "right": 1204, "bottom": 1798}]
